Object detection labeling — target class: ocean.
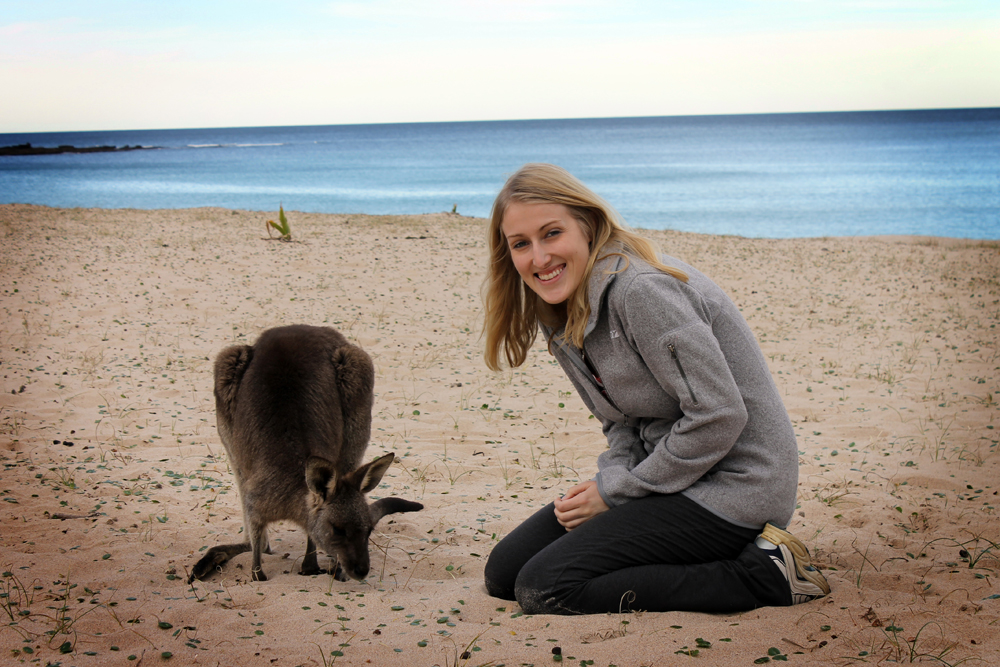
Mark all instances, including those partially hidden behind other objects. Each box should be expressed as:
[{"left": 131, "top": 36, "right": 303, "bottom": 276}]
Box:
[{"left": 1, "top": 108, "right": 997, "bottom": 239}]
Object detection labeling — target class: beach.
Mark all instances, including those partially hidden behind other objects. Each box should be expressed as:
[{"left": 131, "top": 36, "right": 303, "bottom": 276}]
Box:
[{"left": 1, "top": 203, "right": 997, "bottom": 665}]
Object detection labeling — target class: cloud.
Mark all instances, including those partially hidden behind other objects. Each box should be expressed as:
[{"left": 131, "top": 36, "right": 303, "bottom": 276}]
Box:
[
  {"left": 2, "top": 1, "right": 998, "bottom": 131},
  {"left": 322, "top": 0, "right": 613, "bottom": 25}
]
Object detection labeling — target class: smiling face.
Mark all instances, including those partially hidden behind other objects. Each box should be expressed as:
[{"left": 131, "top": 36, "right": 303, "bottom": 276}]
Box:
[{"left": 501, "top": 201, "right": 592, "bottom": 305}]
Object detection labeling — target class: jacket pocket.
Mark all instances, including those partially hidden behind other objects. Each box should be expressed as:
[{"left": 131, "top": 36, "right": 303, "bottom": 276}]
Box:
[{"left": 667, "top": 344, "right": 700, "bottom": 405}]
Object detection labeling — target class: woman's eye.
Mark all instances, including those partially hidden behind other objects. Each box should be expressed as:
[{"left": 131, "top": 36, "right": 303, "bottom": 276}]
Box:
[
  {"left": 332, "top": 526, "right": 347, "bottom": 537},
  {"left": 546, "top": 229, "right": 562, "bottom": 238},
  {"left": 511, "top": 240, "right": 527, "bottom": 250}
]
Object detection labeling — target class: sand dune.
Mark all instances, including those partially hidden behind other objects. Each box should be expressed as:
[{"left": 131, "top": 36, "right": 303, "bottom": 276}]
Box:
[{"left": 1, "top": 204, "right": 997, "bottom": 666}]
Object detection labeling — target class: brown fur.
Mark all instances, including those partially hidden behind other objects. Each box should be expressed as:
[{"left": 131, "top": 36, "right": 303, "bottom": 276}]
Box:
[{"left": 188, "top": 324, "right": 421, "bottom": 583}]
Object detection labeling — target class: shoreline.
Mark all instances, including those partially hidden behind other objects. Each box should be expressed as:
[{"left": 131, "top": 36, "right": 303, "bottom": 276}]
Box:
[
  {"left": 1, "top": 204, "right": 998, "bottom": 665},
  {"left": 843, "top": 234, "right": 1000, "bottom": 247},
  {"left": 2, "top": 203, "right": 997, "bottom": 245}
]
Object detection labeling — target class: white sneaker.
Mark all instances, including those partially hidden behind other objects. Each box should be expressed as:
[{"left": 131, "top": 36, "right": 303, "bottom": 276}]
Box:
[{"left": 759, "top": 523, "right": 831, "bottom": 604}]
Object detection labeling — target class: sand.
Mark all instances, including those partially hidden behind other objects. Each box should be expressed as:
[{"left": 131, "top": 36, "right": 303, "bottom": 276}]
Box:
[{"left": 1, "top": 203, "right": 997, "bottom": 666}]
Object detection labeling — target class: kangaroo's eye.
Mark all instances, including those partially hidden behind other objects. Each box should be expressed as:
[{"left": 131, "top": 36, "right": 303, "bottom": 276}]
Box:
[{"left": 332, "top": 525, "right": 347, "bottom": 538}]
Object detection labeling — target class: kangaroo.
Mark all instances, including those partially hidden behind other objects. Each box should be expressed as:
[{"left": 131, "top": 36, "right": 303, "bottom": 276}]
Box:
[{"left": 188, "top": 324, "right": 422, "bottom": 583}]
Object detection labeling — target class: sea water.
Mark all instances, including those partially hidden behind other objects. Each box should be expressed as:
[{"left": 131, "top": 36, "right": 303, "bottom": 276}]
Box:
[{"left": 1, "top": 108, "right": 997, "bottom": 239}]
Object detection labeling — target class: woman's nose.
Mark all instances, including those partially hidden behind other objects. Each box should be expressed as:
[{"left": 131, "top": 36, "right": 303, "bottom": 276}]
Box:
[{"left": 532, "top": 245, "right": 550, "bottom": 267}]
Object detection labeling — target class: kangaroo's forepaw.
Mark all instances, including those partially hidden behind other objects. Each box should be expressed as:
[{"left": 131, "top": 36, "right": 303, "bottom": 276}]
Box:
[
  {"left": 251, "top": 567, "right": 268, "bottom": 582},
  {"left": 332, "top": 561, "right": 349, "bottom": 582}
]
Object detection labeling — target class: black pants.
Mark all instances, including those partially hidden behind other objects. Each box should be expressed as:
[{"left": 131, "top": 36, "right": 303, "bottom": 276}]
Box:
[{"left": 484, "top": 493, "right": 792, "bottom": 614}]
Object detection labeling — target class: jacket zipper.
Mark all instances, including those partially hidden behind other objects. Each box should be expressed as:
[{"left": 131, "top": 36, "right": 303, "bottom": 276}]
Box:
[
  {"left": 668, "top": 344, "right": 700, "bottom": 405},
  {"left": 578, "top": 346, "right": 630, "bottom": 427}
]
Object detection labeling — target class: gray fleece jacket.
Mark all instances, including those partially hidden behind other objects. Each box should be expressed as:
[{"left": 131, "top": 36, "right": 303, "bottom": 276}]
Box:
[{"left": 542, "top": 251, "right": 798, "bottom": 529}]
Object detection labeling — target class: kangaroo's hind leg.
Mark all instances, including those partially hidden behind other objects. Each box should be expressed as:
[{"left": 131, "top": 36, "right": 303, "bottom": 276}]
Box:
[{"left": 247, "top": 518, "right": 271, "bottom": 581}]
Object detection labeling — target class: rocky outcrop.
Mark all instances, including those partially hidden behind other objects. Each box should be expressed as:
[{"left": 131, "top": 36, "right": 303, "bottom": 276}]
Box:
[{"left": 0, "top": 142, "right": 157, "bottom": 156}]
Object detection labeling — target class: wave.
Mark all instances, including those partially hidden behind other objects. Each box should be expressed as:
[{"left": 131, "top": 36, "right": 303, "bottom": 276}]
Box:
[
  {"left": 185, "top": 142, "right": 286, "bottom": 149},
  {"left": 84, "top": 181, "right": 490, "bottom": 198}
]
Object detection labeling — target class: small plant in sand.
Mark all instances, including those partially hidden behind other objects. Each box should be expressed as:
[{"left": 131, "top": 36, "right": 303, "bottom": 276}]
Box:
[
  {"left": 1, "top": 570, "right": 105, "bottom": 652},
  {"left": 875, "top": 620, "right": 966, "bottom": 665},
  {"left": 922, "top": 534, "right": 1000, "bottom": 570},
  {"left": 265, "top": 204, "right": 292, "bottom": 241}
]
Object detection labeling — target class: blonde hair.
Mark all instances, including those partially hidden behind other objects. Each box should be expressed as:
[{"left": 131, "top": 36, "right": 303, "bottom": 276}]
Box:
[{"left": 483, "top": 163, "right": 687, "bottom": 371}]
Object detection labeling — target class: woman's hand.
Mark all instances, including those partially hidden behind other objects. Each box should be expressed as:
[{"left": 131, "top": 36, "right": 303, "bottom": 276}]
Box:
[{"left": 553, "top": 480, "right": 609, "bottom": 530}]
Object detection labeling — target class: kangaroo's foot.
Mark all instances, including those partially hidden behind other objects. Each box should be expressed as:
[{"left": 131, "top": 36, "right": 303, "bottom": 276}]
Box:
[
  {"left": 298, "top": 559, "right": 345, "bottom": 580},
  {"left": 299, "top": 554, "right": 328, "bottom": 576}
]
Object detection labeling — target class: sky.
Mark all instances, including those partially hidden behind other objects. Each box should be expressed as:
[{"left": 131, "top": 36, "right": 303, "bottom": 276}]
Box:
[{"left": 1, "top": 1, "right": 998, "bottom": 133}]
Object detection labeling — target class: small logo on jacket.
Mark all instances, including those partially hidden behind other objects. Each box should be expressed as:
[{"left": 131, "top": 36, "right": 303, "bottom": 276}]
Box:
[{"left": 610, "top": 330, "right": 620, "bottom": 339}]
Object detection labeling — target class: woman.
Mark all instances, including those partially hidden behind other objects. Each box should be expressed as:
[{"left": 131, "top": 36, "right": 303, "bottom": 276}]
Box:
[{"left": 481, "top": 164, "right": 830, "bottom": 615}]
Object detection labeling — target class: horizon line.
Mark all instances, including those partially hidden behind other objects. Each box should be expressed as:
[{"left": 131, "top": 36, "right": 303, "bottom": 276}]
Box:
[{"left": 3, "top": 105, "right": 998, "bottom": 137}]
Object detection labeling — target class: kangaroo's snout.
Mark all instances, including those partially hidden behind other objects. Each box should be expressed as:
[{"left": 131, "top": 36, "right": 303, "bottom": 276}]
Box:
[{"left": 306, "top": 451, "right": 399, "bottom": 582}]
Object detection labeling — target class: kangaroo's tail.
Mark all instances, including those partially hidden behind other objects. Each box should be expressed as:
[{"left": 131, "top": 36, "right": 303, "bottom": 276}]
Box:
[{"left": 369, "top": 497, "right": 424, "bottom": 524}]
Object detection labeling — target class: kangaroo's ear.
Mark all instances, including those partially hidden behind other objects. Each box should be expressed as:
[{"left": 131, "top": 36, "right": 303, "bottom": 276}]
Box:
[
  {"left": 305, "top": 456, "right": 337, "bottom": 500},
  {"left": 357, "top": 453, "right": 394, "bottom": 494},
  {"left": 370, "top": 497, "right": 423, "bottom": 525}
]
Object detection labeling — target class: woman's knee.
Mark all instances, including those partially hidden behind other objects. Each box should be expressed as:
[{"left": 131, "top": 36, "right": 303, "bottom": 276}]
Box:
[
  {"left": 483, "top": 547, "right": 518, "bottom": 600},
  {"left": 514, "top": 581, "right": 556, "bottom": 614},
  {"left": 513, "top": 563, "right": 574, "bottom": 615}
]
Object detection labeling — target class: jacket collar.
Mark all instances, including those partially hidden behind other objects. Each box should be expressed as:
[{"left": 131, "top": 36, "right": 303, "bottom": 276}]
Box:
[{"left": 583, "top": 249, "right": 625, "bottom": 338}]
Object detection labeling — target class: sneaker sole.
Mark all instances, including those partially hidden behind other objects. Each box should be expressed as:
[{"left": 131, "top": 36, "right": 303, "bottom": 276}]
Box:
[{"left": 761, "top": 524, "right": 831, "bottom": 595}]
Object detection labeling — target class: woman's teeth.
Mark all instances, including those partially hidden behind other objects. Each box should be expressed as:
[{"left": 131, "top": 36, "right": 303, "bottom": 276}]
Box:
[{"left": 538, "top": 266, "right": 563, "bottom": 281}]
